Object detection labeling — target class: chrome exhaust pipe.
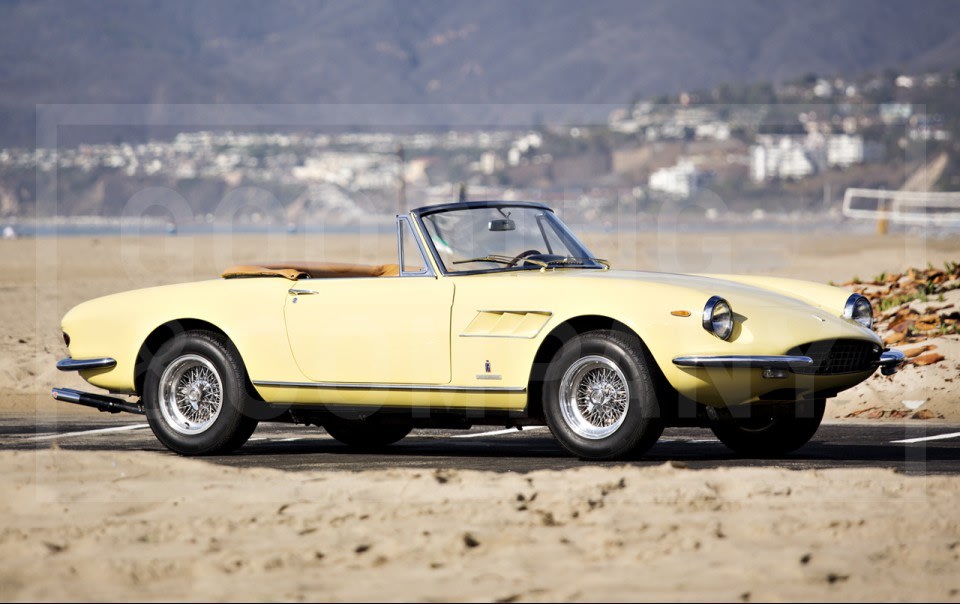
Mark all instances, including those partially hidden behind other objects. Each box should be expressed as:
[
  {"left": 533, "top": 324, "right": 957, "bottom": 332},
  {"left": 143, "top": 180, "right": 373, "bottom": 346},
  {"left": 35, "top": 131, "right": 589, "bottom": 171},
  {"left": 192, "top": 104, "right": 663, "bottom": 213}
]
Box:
[{"left": 51, "top": 388, "right": 144, "bottom": 415}]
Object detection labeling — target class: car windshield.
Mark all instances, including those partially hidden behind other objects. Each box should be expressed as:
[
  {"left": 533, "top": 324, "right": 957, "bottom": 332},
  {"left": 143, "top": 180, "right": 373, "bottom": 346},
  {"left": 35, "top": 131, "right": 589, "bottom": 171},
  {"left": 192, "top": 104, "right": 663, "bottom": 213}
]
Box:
[{"left": 417, "top": 205, "right": 603, "bottom": 274}]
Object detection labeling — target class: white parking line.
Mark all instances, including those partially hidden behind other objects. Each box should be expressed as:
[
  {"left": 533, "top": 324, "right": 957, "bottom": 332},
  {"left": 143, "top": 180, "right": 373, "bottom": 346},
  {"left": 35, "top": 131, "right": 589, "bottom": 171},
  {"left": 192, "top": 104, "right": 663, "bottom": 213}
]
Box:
[
  {"left": 451, "top": 426, "right": 549, "bottom": 439},
  {"left": 24, "top": 423, "right": 150, "bottom": 442},
  {"left": 277, "top": 437, "right": 302, "bottom": 442},
  {"left": 650, "top": 438, "right": 716, "bottom": 444},
  {"left": 891, "top": 431, "right": 960, "bottom": 444}
]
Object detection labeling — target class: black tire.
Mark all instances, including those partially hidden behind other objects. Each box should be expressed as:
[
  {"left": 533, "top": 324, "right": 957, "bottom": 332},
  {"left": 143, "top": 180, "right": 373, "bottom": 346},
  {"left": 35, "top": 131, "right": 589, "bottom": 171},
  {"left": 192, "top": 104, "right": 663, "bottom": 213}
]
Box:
[
  {"left": 323, "top": 418, "right": 412, "bottom": 449},
  {"left": 543, "top": 330, "right": 663, "bottom": 460},
  {"left": 144, "top": 330, "right": 259, "bottom": 456},
  {"left": 709, "top": 399, "right": 825, "bottom": 457}
]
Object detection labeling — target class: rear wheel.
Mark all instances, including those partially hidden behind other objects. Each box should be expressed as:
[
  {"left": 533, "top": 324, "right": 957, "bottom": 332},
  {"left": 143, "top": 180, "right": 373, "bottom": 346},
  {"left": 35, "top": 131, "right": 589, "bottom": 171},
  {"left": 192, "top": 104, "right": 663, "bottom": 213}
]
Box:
[
  {"left": 323, "top": 418, "right": 412, "bottom": 449},
  {"left": 144, "top": 331, "right": 258, "bottom": 456},
  {"left": 543, "top": 330, "right": 663, "bottom": 460},
  {"left": 709, "top": 399, "right": 825, "bottom": 457}
]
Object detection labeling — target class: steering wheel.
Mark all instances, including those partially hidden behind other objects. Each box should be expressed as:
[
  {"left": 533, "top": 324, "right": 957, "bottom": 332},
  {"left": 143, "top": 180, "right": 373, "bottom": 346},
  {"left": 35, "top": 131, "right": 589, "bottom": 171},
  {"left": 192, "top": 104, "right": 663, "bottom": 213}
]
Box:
[{"left": 507, "top": 249, "right": 543, "bottom": 267}]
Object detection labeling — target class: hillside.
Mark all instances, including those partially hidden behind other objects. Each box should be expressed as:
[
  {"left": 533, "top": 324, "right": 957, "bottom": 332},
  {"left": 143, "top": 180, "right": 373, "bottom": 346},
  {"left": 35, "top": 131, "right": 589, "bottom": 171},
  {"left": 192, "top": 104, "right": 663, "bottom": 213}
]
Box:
[{"left": 3, "top": 0, "right": 960, "bottom": 146}]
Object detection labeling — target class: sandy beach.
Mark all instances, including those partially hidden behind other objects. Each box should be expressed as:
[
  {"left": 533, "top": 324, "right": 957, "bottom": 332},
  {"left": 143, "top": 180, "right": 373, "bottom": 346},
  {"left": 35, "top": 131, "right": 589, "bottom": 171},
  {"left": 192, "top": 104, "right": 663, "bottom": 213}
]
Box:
[
  {"left": 1, "top": 449, "right": 958, "bottom": 601},
  {"left": 1, "top": 228, "right": 959, "bottom": 601}
]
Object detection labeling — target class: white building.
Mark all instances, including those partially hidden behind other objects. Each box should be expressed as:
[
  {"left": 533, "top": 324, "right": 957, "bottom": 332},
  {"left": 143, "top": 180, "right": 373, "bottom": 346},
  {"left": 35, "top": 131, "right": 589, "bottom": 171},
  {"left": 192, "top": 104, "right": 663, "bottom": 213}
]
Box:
[
  {"left": 751, "top": 136, "right": 818, "bottom": 182},
  {"left": 752, "top": 133, "right": 879, "bottom": 182},
  {"left": 895, "top": 75, "right": 915, "bottom": 89},
  {"left": 826, "top": 134, "right": 883, "bottom": 168},
  {"left": 649, "top": 160, "right": 711, "bottom": 197},
  {"left": 507, "top": 132, "right": 542, "bottom": 166},
  {"left": 610, "top": 118, "right": 641, "bottom": 134},
  {"left": 813, "top": 78, "right": 834, "bottom": 98},
  {"left": 478, "top": 152, "right": 499, "bottom": 175},
  {"left": 879, "top": 103, "right": 913, "bottom": 124},
  {"left": 695, "top": 121, "right": 731, "bottom": 141}
]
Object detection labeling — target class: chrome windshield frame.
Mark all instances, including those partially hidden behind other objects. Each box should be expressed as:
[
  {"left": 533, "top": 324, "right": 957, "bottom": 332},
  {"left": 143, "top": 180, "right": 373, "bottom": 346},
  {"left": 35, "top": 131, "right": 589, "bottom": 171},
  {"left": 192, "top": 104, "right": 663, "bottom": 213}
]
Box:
[
  {"left": 396, "top": 214, "right": 436, "bottom": 277},
  {"left": 409, "top": 201, "right": 602, "bottom": 276}
]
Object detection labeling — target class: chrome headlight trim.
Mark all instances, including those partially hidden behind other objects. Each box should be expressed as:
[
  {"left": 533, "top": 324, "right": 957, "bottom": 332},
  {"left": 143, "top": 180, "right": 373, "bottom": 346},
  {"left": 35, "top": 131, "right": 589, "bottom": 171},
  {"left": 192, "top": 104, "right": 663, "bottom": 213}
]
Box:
[
  {"left": 843, "top": 293, "right": 874, "bottom": 330},
  {"left": 702, "top": 295, "right": 734, "bottom": 340}
]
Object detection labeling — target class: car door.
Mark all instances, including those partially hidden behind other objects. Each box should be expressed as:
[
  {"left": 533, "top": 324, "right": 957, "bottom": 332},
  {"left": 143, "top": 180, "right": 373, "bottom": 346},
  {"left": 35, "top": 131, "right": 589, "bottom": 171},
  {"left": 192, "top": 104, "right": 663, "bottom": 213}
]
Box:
[{"left": 283, "top": 218, "right": 453, "bottom": 385}]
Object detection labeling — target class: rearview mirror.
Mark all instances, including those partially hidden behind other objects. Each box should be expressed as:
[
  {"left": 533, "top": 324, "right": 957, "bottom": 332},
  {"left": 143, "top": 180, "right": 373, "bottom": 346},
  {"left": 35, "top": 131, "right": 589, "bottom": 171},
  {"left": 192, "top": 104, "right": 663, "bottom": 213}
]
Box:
[{"left": 488, "top": 219, "right": 516, "bottom": 232}]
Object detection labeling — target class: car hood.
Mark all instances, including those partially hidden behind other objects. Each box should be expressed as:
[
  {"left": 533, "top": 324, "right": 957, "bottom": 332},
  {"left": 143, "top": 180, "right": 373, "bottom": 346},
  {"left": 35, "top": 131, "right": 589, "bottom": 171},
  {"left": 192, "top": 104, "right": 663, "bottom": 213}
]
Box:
[{"left": 551, "top": 269, "right": 845, "bottom": 311}]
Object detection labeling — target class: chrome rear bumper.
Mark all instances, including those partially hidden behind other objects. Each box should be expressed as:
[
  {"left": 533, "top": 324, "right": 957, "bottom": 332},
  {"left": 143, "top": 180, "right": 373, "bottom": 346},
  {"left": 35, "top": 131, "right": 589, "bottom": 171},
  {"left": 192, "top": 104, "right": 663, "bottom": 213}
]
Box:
[{"left": 56, "top": 357, "right": 116, "bottom": 371}]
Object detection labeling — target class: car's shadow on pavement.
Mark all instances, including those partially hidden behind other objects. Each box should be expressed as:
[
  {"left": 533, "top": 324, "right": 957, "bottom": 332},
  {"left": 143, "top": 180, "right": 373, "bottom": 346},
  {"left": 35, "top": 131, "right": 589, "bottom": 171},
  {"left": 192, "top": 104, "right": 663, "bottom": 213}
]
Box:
[
  {"left": 217, "top": 434, "right": 960, "bottom": 473},
  {"left": 8, "top": 417, "right": 960, "bottom": 473}
]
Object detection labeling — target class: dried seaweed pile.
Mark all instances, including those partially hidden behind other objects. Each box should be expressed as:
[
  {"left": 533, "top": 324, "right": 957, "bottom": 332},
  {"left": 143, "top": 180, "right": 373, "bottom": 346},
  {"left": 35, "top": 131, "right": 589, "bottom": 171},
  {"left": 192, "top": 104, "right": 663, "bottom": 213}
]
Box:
[
  {"left": 844, "top": 406, "right": 943, "bottom": 420},
  {"left": 843, "top": 262, "right": 959, "bottom": 367},
  {"left": 835, "top": 262, "right": 958, "bottom": 420}
]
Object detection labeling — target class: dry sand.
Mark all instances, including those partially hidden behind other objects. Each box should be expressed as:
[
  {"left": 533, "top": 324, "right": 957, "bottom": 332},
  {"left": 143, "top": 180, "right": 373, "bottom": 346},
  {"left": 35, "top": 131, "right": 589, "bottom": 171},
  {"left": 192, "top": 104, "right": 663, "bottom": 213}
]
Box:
[
  {"left": 1, "top": 448, "right": 958, "bottom": 602},
  {"left": 1, "top": 229, "right": 959, "bottom": 601},
  {"left": 832, "top": 335, "right": 960, "bottom": 421}
]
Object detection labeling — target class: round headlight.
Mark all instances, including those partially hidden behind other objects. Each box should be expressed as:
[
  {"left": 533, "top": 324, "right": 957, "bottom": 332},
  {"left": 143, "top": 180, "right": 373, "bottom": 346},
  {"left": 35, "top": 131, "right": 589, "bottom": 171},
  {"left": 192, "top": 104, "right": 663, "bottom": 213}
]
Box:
[
  {"left": 702, "top": 295, "right": 734, "bottom": 340},
  {"left": 844, "top": 293, "right": 874, "bottom": 330}
]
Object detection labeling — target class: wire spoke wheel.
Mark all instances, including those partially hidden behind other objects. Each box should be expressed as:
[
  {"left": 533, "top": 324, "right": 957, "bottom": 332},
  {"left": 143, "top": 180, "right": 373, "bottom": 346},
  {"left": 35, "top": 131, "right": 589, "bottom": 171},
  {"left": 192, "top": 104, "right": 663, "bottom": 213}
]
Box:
[
  {"left": 544, "top": 330, "right": 662, "bottom": 460},
  {"left": 158, "top": 354, "right": 224, "bottom": 435},
  {"left": 559, "top": 355, "right": 630, "bottom": 440}
]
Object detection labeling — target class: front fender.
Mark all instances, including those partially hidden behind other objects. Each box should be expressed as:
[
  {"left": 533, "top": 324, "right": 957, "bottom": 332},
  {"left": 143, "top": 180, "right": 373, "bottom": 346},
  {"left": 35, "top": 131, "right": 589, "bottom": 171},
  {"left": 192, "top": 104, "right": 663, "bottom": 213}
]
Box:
[{"left": 701, "top": 274, "right": 853, "bottom": 314}]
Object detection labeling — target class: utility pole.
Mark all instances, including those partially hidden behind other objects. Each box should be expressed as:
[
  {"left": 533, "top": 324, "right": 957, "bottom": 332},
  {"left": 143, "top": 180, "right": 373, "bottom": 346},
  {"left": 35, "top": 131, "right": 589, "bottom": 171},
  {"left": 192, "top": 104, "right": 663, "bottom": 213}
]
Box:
[{"left": 397, "top": 143, "right": 406, "bottom": 214}]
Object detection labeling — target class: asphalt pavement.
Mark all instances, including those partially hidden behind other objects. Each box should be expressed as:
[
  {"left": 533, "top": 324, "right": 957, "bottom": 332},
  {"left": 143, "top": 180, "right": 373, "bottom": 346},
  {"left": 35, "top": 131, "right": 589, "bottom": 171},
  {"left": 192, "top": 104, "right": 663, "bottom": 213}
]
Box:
[{"left": 3, "top": 412, "right": 960, "bottom": 474}]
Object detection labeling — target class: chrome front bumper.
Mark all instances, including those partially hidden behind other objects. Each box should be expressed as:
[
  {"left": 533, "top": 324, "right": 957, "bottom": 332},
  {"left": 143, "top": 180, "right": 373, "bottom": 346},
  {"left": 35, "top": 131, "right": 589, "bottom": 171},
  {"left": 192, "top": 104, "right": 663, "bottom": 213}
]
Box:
[
  {"left": 877, "top": 349, "right": 905, "bottom": 375},
  {"left": 56, "top": 357, "right": 116, "bottom": 371},
  {"left": 672, "top": 349, "right": 906, "bottom": 375},
  {"left": 672, "top": 355, "right": 814, "bottom": 370}
]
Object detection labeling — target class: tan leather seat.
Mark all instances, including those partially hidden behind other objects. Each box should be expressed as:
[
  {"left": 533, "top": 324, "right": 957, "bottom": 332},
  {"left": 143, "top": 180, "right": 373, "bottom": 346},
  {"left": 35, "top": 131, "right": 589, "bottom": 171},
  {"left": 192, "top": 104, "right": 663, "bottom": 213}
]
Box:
[
  {"left": 378, "top": 264, "right": 401, "bottom": 277},
  {"left": 221, "top": 262, "right": 401, "bottom": 280}
]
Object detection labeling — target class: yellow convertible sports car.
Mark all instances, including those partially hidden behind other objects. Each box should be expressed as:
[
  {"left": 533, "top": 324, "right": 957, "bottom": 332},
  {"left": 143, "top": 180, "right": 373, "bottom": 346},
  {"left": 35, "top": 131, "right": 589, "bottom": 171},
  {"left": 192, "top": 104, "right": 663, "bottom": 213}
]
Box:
[{"left": 54, "top": 201, "right": 904, "bottom": 459}]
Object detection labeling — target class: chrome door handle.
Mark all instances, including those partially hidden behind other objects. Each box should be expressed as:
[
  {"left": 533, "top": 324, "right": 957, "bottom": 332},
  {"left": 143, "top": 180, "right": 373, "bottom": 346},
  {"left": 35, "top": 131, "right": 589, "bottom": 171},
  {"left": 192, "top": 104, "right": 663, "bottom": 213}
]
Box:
[{"left": 288, "top": 288, "right": 318, "bottom": 296}]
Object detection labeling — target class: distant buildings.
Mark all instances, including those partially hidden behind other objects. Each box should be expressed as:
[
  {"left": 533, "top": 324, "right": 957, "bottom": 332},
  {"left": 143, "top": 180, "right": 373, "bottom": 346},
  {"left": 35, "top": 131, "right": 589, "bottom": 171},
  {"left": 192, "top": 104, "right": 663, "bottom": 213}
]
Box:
[
  {"left": 895, "top": 75, "right": 915, "bottom": 89},
  {"left": 879, "top": 103, "right": 913, "bottom": 124},
  {"left": 649, "top": 160, "right": 712, "bottom": 197},
  {"left": 507, "top": 132, "right": 542, "bottom": 166},
  {"left": 908, "top": 115, "right": 952, "bottom": 142},
  {"left": 751, "top": 133, "right": 881, "bottom": 182},
  {"left": 609, "top": 105, "right": 730, "bottom": 142},
  {"left": 826, "top": 134, "right": 883, "bottom": 168},
  {"left": 813, "top": 78, "right": 834, "bottom": 98},
  {"left": 751, "top": 136, "right": 819, "bottom": 182}
]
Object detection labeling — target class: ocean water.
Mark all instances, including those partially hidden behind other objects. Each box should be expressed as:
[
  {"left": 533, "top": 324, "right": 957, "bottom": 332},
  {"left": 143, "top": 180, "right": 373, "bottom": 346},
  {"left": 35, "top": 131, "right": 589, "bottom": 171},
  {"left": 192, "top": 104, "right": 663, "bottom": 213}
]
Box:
[{"left": 2, "top": 215, "right": 957, "bottom": 238}]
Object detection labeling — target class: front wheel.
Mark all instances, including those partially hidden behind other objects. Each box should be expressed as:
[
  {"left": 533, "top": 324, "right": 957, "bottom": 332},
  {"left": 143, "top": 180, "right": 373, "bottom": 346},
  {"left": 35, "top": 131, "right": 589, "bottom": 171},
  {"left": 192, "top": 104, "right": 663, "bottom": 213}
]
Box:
[
  {"left": 709, "top": 399, "right": 825, "bottom": 457},
  {"left": 543, "top": 330, "right": 663, "bottom": 460},
  {"left": 144, "top": 331, "right": 259, "bottom": 456}
]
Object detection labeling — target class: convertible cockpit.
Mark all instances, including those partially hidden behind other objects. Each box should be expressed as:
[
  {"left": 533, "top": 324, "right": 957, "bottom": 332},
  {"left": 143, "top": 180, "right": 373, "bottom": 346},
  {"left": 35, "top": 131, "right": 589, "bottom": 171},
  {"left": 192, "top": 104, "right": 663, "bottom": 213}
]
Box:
[{"left": 222, "top": 263, "right": 401, "bottom": 280}]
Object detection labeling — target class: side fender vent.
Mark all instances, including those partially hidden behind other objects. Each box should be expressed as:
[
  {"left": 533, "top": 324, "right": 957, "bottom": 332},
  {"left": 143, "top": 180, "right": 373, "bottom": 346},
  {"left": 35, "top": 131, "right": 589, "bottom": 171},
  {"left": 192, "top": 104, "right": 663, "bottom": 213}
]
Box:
[{"left": 460, "top": 311, "right": 553, "bottom": 339}]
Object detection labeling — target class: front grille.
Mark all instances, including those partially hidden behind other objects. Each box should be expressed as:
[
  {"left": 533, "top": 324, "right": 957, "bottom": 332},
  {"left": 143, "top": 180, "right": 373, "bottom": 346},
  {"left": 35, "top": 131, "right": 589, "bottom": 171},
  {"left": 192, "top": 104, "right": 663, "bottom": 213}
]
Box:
[{"left": 788, "top": 339, "right": 881, "bottom": 375}]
